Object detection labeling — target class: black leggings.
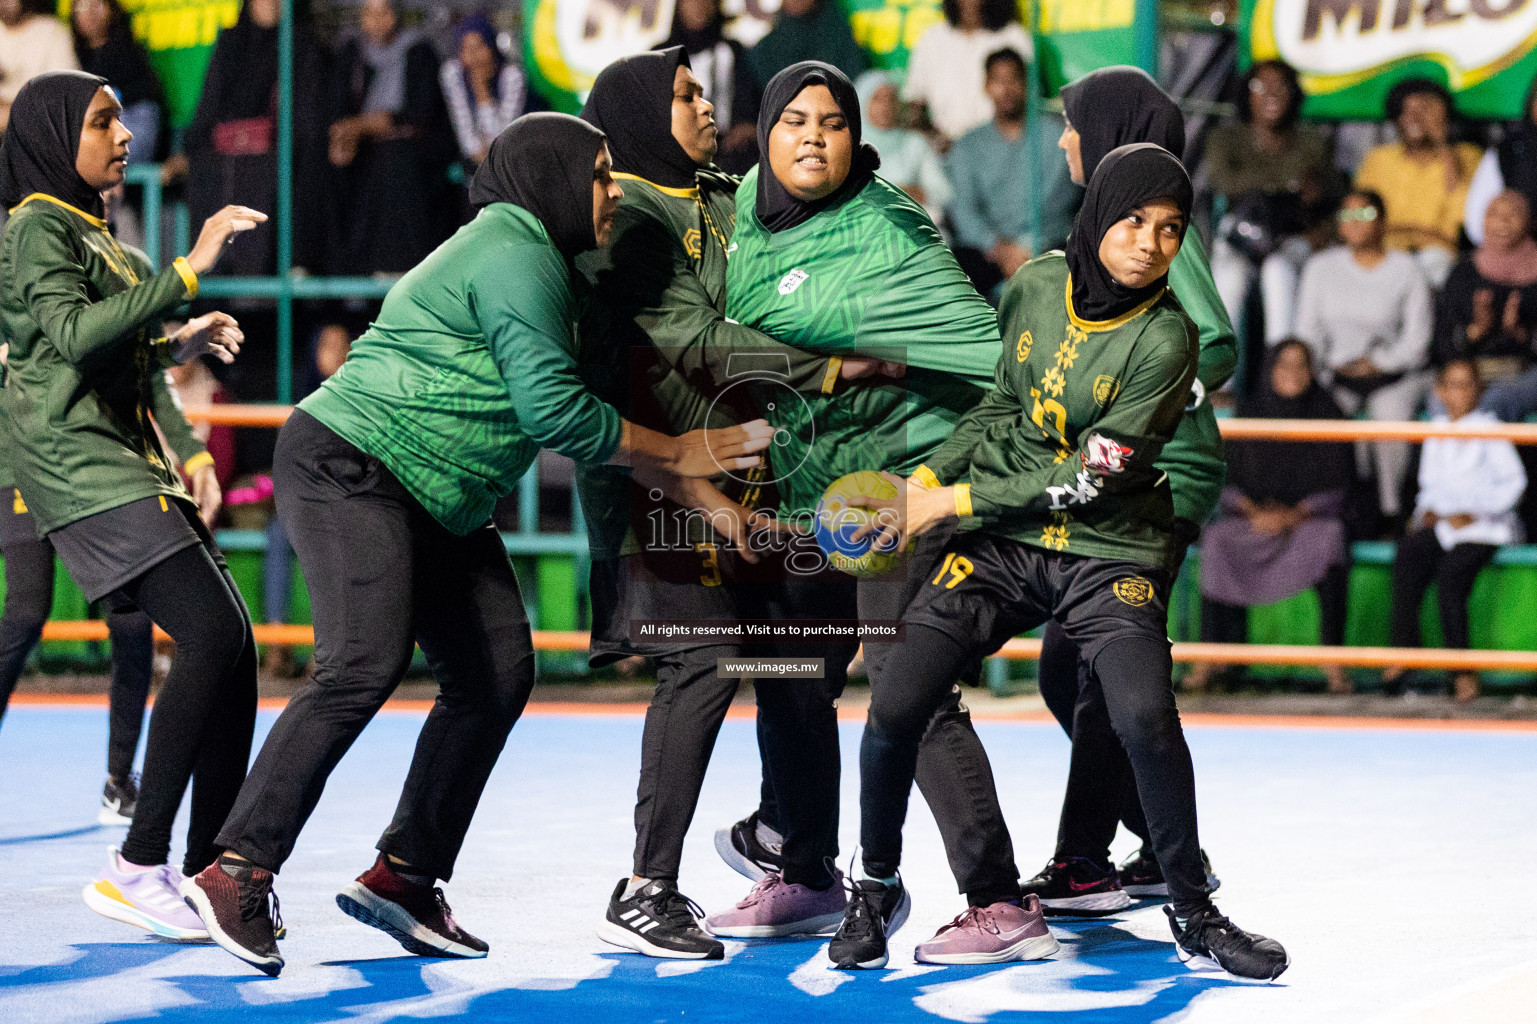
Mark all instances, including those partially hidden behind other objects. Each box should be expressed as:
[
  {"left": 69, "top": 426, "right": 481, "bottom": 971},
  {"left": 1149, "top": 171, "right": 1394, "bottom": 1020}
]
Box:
[
  {"left": 1391, "top": 530, "right": 1495, "bottom": 650},
  {"left": 118, "top": 539, "right": 258, "bottom": 873},
  {"left": 1201, "top": 562, "right": 1350, "bottom": 647},
  {"left": 0, "top": 529, "right": 155, "bottom": 780}
]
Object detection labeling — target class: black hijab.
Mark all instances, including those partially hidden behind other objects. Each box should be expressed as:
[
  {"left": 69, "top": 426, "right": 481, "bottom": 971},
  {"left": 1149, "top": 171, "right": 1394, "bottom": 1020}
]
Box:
[
  {"left": 1066, "top": 143, "right": 1192, "bottom": 323},
  {"left": 1060, "top": 65, "right": 1185, "bottom": 182},
  {"left": 1229, "top": 341, "right": 1352, "bottom": 505},
  {"left": 470, "top": 112, "right": 607, "bottom": 260},
  {"left": 754, "top": 61, "right": 879, "bottom": 233},
  {"left": 581, "top": 47, "right": 699, "bottom": 191},
  {"left": 1498, "top": 77, "right": 1537, "bottom": 212},
  {"left": 0, "top": 71, "right": 112, "bottom": 218}
]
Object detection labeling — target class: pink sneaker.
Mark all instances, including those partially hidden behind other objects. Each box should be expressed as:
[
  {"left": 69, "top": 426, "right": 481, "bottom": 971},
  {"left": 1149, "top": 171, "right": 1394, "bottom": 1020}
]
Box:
[
  {"left": 914, "top": 894, "right": 1059, "bottom": 965},
  {"left": 82, "top": 847, "right": 210, "bottom": 941},
  {"left": 705, "top": 871, "right": 847, "bottom": 938}
]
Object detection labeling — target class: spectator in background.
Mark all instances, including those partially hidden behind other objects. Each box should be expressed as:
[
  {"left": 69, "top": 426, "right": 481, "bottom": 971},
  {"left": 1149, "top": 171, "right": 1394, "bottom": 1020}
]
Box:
[
  {"left": 440, "top": 14, "right": 525, "bottom": 168},
  {"left": 329, "top": 0, "right": 457, "bottom": 275},
  {"left": 71, "top": 0, "right": 162, "bottom": 160},
  {"left": 856, "top": 69, "right": 948, "bottom": 225},
  {"left": 162, "top": 353, "right": 238, "bottom": 499},
  {"left": 1295, "top": 189, "right": 1433, "bottom": 530},
  {"left": 1435, "top": 190, "right": 1537, "bottom": 382},
  {"left": 945, "top": 48, "right": 1075, "bottom": 301},
  {"left": 660, "top": 0, "right": 760, "bottom": 174},
  {"left": 1355, "top": 78, "right": 1481, "bottom": 288},
  {"left": 1191, "top": 341, "right": 1354, "bottom": 695},
  {"left": 747, "top": 0, "right": 865, "bottom": 87},
  {"left": 1385, "top": 360, "right": 1525, "bottom": 703},
  {"left": 0, "top": 0, "right": 77, "bottom": 132},
  {"left": 1206, "top": 60, "right": 1338, "bottom": 344},
  {"left": 1465, "top": 77, "right": 1537, "bottom": 244},
  {"left": 174, "top": 0, "right": 330, "bottom": 277},
  {"left": 901, "top": 0, "right": 1031, "bottom": 147}
]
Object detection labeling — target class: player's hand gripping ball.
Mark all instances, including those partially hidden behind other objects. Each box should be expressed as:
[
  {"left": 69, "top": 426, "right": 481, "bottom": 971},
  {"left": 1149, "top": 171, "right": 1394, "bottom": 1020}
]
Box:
[{"left": 815, "top": 471, "right": 906, "bottom": 577}]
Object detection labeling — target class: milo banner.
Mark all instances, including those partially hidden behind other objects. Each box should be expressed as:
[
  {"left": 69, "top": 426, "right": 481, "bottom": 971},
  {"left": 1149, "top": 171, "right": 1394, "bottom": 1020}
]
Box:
[
  {"left": 59, "top": 0, "right": 241, "bottom": 128},
  {"left": 1241, "top": 0, "right": 1537, "bottom": 119},
  {"left": 524, "top": 0, "right": 1141, "bottom": 112}
]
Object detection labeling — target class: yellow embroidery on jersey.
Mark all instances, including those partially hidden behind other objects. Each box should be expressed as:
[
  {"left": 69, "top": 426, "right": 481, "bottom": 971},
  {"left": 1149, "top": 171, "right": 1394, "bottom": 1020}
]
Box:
[
  {"left": 682, "top": 228, "right": 702, "bottom": 260},
  {"left": 1052, "top": 445, "right": 1073, "bottom": 465},
  {"left": 1015, "top": 331, "right": 1033, "bottom": 362},
  {"left": 1040, "top": 513, "right": 1071, "bottom": 551},
  {"left": 1113, "top": 576, "right": 1154, "bottom": 607},
  {"left": 695, "top": 542, "right": 722, "bottom": 587},
  {"left": 1042, "top": 366, "right": 1066, "bottom": 399},
  {"left": 1093, "top": 375, "right": 1121, "bottom": 405}
]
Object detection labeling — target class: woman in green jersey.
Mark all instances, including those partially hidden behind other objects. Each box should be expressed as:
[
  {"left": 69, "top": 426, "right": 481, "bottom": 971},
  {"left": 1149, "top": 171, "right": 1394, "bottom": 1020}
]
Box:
[
  {"left": 842, "top": 144, "right": 1286, "bottom": 980},
  {"left": 0, "top": 71, "right": 263, "bottom": 940},
  {"left": 1023, "top": 65, "right": 1236, "bottom": 910},
  {"left": 187, "top": 113, "right": 775, "bottom": 977},
  {"left": 716, "top": 60, "right": 1024, "bottom": 940}
]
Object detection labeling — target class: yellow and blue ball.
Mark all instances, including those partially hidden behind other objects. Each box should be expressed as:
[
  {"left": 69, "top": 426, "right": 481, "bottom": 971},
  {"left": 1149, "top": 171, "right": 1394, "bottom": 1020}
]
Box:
[{"left": 814, "top": 471, "right": 905, "bottom": 578}]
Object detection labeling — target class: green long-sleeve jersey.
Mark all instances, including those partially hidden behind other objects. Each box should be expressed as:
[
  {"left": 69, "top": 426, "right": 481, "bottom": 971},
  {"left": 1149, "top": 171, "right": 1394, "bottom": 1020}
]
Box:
[
  {"left": 1160, "top": 229, "right": 1235, "bottom": 523},
  {"left": 725, "top": 168, "right": 1001, "bottom": 517},
  {"left": 921, "top": 253, "right": 1198, "bottom": 572},
  {"left": 0, "top": 195, "right": 209, "bottom": 533},
  {"left": 302, "top": 202, "right": 622, "bottom": 536},
  {"left": 574, "top": 169, "right": 838, "bottom": 560}
]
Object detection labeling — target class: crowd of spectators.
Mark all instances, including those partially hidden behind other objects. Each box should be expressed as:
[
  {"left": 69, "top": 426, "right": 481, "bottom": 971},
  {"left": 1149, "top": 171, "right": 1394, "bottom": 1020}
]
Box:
[{"left": 3, "top": 0, "right": 1534, "bottom": 696}]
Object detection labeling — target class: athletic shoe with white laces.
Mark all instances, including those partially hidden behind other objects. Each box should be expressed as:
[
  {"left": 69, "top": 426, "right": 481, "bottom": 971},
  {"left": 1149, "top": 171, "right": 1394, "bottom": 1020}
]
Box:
[
  {"left": 827, "top": 876, "right": 910, "bottom": 970},
  {"left": 599, "top": 878, "right": 724, "bottom": 959},
  {"left": 705, "top": 870, "right": 847, "bottom": 937},
  {"left": 914, "top": 894, "right": 1059, "bottom": 965},
  {"left": 81, "top": 847, "right": 209, "bottom": 940},
  {"left": 713, "top": 811, "right": 784, "bottom": 881},
  {"left": 98, "top": 773, "right": 139, "bottom": 825}
]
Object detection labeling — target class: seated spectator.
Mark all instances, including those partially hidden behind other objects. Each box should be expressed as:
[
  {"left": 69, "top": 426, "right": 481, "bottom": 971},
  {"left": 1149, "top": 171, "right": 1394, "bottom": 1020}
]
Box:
[
  {"left": 856, "top": 69, "right": 949, "bottom": 225},
  {"left": 660, "top": 0, "right": 761, "bottom": 174},
  {"left": 174, "top": 0, "right": 330, "bottom": 276},
  {"left": 440, "top": 14, "right": 525, "bottom": 168},
  {"left": 71, "top": 0, "right": 162, "bottom": 160},
  {"left": 1385, "top": 360, "right": 1526, "bottom": 703},
  {"left": 901, "top": 0, "right": 1032, "bottom": 146},
  {"left": 747, "top": 0, "right": 866, "bottom": 86},
  {"left": 1465, "top": 76, "right": 1537, "bottom": 245},
  {"left": 945, "top": 48, "right": 1076, "bottom": 301},
  {"left": 1207, "top": 60, "right": 1338, "bottom": 344},
  {"left": 0, "top": 0, "right": 77, "bottom": 131},
  {"left": 1296, "top": 189, "right": 1433, "bottom": 529},
  {"left": 329, "top": 0, "right": 457, "bottom": 275},
  {"left": 1354, "top": 78, "right": 1481, "bottom": 287},
  {"left": 1435, "top": 190, "right": 1537, "bottom": 383},
  {"left": 1191, "top": 341, "right": 1355, "bottom": 694}
]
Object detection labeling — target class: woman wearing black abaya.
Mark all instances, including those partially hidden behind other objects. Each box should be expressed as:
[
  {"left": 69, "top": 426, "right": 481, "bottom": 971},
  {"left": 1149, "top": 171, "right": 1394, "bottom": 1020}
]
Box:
[
  {"left": 0, "top": 71, "right": 263, "bottom": 939},
  {"left": 186, "top": 114, "right": 775, "bottom": 977}
]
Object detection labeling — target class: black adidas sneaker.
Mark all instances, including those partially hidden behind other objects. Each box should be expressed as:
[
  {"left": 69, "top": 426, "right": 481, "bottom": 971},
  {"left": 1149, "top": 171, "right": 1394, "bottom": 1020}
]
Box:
[
  {"left": 1166, "top": 904, "right": 1289, "bottom": 981},
  {"left": 714, "top": 811, "right": 784, "bottom": 881},
  {"left": 1019, "top": 857, "right": 1131, "bottom": 916},
  {"left": 827, "top": 877, "right": 911, "bottom": 970},
  {"left": 597, "top": 878, "right": 723, "bottom": 960}
]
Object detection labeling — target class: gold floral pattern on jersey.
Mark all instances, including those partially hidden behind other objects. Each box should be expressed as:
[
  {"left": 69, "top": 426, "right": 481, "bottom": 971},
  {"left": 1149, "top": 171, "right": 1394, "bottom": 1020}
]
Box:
[
  {"left": 1040, "top": 512, "right": 1071, "bottom": 551},
  {"left": 1052, "top": 445, "right": 1073, "bottom": 465}
]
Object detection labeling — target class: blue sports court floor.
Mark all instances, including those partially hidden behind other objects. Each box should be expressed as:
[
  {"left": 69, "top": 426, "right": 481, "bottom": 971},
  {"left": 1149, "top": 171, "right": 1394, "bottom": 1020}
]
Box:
[{"left": 1, "top": 702, "right": 1534, "bottom": 1023}]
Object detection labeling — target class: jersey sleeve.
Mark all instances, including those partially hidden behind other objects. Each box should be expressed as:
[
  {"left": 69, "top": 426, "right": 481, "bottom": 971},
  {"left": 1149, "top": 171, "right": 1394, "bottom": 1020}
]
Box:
[
  {"left": 150, "top": 368, "right": 211, "bottom": 469},
  {"left": 962, "top": 316, "right": 1197, "bottom": 524},
  {"left": 1167, "top": 232, "right": 1237, "bottom": 392},
  {"left": 472, "top": 243, "right": 624, "bottom": 465}
]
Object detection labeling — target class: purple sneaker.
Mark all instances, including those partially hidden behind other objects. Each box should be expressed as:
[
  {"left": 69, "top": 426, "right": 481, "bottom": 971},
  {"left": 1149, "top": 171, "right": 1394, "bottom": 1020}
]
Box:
[
  {"left": 82, "top": 847, "right": 210, "bottom": 941},
  {"left": 914, "top": 894, "right": 1059, "bottom": 965},
  {"left": 705, "top": 871, "right": 848, "bottom": 938}
]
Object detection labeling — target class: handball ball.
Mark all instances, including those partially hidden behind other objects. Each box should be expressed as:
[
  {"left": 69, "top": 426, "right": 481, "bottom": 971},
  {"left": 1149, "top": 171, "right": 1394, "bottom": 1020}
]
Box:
[{"left": 815, "top": 471, "right": 905, "bottom": 578}]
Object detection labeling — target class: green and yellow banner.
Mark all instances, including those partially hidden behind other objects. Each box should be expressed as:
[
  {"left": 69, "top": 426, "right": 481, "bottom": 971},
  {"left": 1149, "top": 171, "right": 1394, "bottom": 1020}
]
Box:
[{"left": 1240, "top": 0, "right": 1537, "bottom": 119}]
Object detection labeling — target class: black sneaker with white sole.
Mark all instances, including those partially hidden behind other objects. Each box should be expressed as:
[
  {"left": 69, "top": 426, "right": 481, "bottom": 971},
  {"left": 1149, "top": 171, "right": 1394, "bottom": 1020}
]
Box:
[
  {"left": 598, "top": 878, "right": 724, "bottom": 960},
  {"left": 1019, "top": 857, "right": 1131, "bottom": 916},
  {"left": 713, "top": 811, "right": 783, "bottom": 882},
  {"left": 182, "top": 855, "right": 284, "bottom": 976},
  {"left": 98, "top": 773, "right": 139, "bottom": 825},
  {"left": 1166, "top": 904, "right": 1289, "bottom": 981},
  {"left": 827, "top": 877, "right": 911, "bottom": 970},
  {"left": 1118, "top": 847, "right": 1221, "bottom": 898}
]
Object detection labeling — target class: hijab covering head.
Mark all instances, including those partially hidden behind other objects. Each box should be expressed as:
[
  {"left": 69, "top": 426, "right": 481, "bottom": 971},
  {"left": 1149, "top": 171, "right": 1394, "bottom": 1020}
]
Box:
[
  {"left": 1060, "top": 65, "right": 1185, "bottom": 182},
  {"left": 581, "top": 47, "right": 700, "bottom": 191},
  {"left": 0, "top": 71, "right": 112, "bottom": 218},
  {"left": 470, "top": 112, "right": 607, "bottom": 260},
  {"left": 1230, "top": 340, "right": 1353, "bottom": 505},
  {"left": 455, "top": 14, "right": 506, "bottom": 102},
  {"left": 1066, "top": 142, "right": 1192, "bottom": 323},
  {"left": 1498, "top": 77, "right": 1537, "bottom": 213},
  {"left": 664, "top": 0, "right": 725, "bottom": 53},
  {"left": 1474, "top": 189, "right": 1537, "bottom": 287},
  {"left": 755, "top": 60, "right": 880, "bottom": 233}
]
